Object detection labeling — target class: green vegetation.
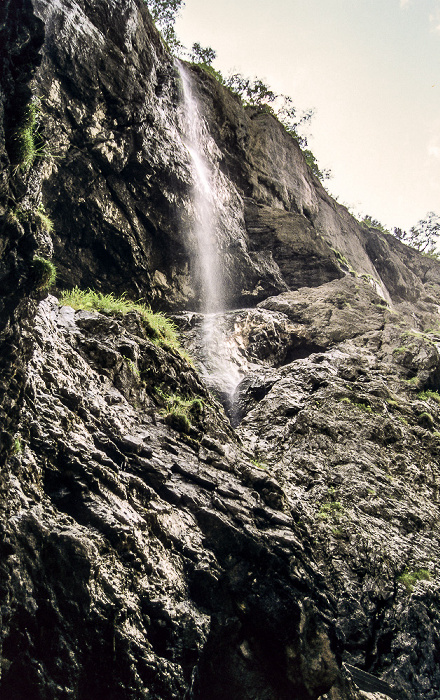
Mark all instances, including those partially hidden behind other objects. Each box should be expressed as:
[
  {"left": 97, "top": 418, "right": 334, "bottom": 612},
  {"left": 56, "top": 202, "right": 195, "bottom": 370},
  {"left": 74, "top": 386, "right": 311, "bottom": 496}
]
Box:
[
  {"left": 190, "top": 42, "right": 216, "bottom": 66},
  {"left": 358, "top": 402, "right": 375, "bottom": 414},
  {"left": 404, "top": 376, "right": 420, "bottom": 386},
  {"left": 123, "top": 356, "right": 141, "bottom": 378},
  {"left": 60, "top": 288, "right": 185, "bottom": 352},
  {"left": 338, "top": 397, "right": 374, "bottom": 413},
  {"left": 397, "top": 568, "right": 432, "bottom": 592},
  {"left": 418, "top": 390, "right": 440, "bottom": 404},
  {"left": 13, "top": 99, "right": 44, "bottom": 172},
  {"left": 5, "top": 208, "right": 21, "bottom": 227},
  {"left": 331, "top": 248, "right": 349, "bottom": 268},
  {"left": 303, "top": 149, "right": 332, "bottom": 181},
  {"left": 393, "top": 212, "right": 440, "bottom": 258},
  {"left": 421, "top": 250, "right": 440, "bottom": 260},
  {"left": 31, "top": 257, "right": 57, "bottom": 289},
  {"left": 144, "top": 0, "right": 185, "bottom": 52},
  {"left": 184, "top": 41, "right": 330, "bottom": 182},
  {"left": 359, "top": 211, "right": 440, "bottom": 259},
  {"left": 250, "top": 458, "right": 267, "bottom": 470},
  {"left": 386, "top": 398, "right": 399, "bottom": 407},
  {"left": 194, "top": 61, "right": 225, "bottom": 84},
  {"left": 35, "top": 204, "right": 54, "bottom": 233},
  {"left": 328, "top": 249, "right": 357, "bottom": 277},
  {"left": 13, "top": 437, "right": 22, "bottom": 454},
  {"left": 360, "top": 215, "right": 390, "bottom": 234},
  {"left": 318, "top": 501, "right": 344, "bottom": 520},
  {"left": 401, "top": 329, "right": 436, "bottom": 346},
  {"left": 12, "top": 204, "right": 54, "bottom": 233},
  {"left": 147, "top": 2, "right": 331, "bottom": 181},
  {"left": 359, "top": 273, "right": 380, "bottom": 285},
  {"left": 189, "top": 45, "right": 225, "bottom": 83},
  {"left": 418, "top": 411, "right": 435, "bottom": 430},
  {"left": 331, "top": 527, "right": 344, "bottom": 538},
  {"left": 224, "top": 73, "right": 331, "bottom": 179},
  {"left": 156, "top": 389, "right": 204, "bottom": 433}
]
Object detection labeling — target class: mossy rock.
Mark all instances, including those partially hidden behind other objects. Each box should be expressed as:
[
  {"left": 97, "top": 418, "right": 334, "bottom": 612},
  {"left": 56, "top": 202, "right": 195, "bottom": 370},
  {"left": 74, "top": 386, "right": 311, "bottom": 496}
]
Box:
[
  {"left": 418, "top": 412, "right": 435, "bottom": 430},
  {"left": 164, "top": 408, "right": 192, "bottom": 434},
  {"left": 30, "top": 257, "right": 56, "bottom": 290}
]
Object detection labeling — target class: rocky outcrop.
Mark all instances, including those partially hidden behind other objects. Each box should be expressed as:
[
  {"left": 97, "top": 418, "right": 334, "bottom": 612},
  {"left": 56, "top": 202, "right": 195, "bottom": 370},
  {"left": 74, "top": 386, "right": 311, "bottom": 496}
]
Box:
[
  {"left": 1, "top": 0, "right": 440, "bottom": 699},
  {"left": 234, "top": 283, "right": 440, "bottom": 699},
  {"left": 1, "top": 296, "right": 348, "bottom": 700}
]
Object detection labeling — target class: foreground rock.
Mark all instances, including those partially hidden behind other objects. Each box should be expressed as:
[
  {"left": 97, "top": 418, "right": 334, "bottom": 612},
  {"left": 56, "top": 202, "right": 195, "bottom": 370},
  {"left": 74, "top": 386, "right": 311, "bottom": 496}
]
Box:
[
  {"left": 1, "top": 296, "right": 363, "bottom": 699},
  {"left": 171, "top": 274, "right": 440, "bottom": 699}
]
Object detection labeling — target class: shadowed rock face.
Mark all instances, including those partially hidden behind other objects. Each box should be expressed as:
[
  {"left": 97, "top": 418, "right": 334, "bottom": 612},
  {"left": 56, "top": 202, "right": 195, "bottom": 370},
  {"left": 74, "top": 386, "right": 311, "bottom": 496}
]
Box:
[
  {"left": 0, "top": 297, "right": 344, "bottom": 700},
  {"left": 1, "top": 1, "right": 440, "bottom": 700}
]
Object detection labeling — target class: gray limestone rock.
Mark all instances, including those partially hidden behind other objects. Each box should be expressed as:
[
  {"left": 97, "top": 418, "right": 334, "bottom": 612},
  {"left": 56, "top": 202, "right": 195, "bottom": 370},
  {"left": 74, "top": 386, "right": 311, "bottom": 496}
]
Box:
[{"left": 1, "top": 0, "right": 440, "bottom": 699}]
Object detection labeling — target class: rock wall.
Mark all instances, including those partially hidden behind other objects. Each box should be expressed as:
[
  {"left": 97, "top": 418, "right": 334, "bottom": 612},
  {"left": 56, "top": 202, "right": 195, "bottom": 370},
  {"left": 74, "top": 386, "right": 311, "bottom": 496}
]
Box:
[{"left": 1, "top": 0, "right": 440, "bottom": 699}]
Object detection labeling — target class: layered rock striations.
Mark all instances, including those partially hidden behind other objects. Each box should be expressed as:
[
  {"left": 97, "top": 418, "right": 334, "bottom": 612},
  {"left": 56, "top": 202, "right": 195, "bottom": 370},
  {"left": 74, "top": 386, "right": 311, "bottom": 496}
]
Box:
[{"left": 1, "top": 1, "right": 440, "bottom": 699}]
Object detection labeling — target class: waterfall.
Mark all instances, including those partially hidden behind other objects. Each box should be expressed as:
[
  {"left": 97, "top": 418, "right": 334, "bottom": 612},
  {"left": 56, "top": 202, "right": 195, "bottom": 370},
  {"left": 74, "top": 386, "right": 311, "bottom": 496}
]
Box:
[
  {"left": 176, "top": 61, "right": 243, "bottom": 412},
  {"left": 177, "top": 62, "right": 224, "bottom": 315}
]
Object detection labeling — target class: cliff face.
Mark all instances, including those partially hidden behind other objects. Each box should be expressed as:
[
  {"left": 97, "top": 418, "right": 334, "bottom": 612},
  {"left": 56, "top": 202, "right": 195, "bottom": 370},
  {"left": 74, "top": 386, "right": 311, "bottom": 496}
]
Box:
[{"left": 1, "top": 1, "right": 440, "bottom": 699}]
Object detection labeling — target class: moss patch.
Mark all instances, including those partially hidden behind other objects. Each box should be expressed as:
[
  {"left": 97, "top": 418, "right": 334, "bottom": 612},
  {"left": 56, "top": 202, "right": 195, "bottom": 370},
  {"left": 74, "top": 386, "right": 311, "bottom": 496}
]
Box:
[
  {"left": 397, "top": 569, "right": 432, "bottom": 593},
  {"left": 156, "top": 389, "right": 205, "bottom": 434},
  {"left": 31, "top": 257, "right": 57, "bottom": 289},
  {"left": 418, "top": 390, "right": 440, "bottom": 404}
]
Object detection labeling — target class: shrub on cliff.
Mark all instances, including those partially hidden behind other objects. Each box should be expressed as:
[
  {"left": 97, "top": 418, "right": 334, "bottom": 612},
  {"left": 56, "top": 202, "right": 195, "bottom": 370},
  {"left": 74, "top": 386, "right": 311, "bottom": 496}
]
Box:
[
  {"left": 393, "top": 212, "right": 440, "bottom": 258},
  {"left": 144, "top": 0, "right": 184, "bottom": 51}
]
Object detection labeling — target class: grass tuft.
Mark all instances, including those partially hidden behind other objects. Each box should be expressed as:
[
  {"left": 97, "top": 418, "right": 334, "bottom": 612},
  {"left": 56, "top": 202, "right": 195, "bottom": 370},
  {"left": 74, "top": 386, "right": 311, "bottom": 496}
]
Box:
[
  {"left": 13, "top": 437, "right": 22, "bottom": 454},
  {"left": 250, "top": 458, "right": 267, "bottom": 470},
  {"left": 418, "top": 411, "right": 435, "bottom": 430},
  {"left": 318, "top": 501, "right": 344, "bottom": 520},
  {"left": 397, "top": 569, "right": 432, "bottom": 593},
  {"left": 59, "top": 288, "right": 190, "bottom": 359},
  {"left": 35, "top": 204, "right": 54, "bottom": 233},
  {"left": 14, "top": 204, "right": 54, "bottom": 233},
  {"left": 418, "top": 390, "right": 440, "bottom": 404},
  {"left": 14, "top": 99, "right": 44, "bottom": 172},
  {"left": 31, "top": 257, "right": 56, "bottom": 289},
  {"left": 156, "top": 389, "right": 205, "bottom": 434}
]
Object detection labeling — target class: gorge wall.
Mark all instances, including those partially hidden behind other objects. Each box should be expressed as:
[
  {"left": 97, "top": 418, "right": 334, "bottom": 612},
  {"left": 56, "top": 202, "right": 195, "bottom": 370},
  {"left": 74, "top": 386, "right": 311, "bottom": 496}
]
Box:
[{"left": 1, "top": 1, "right": 440, "bottom": 699}]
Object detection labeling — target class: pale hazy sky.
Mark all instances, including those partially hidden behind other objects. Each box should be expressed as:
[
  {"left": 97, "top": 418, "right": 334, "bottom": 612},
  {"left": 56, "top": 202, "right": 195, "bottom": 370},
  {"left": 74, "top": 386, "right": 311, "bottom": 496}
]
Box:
[{"left": 175, "top": 0, "right": 440, "bottom": 230}]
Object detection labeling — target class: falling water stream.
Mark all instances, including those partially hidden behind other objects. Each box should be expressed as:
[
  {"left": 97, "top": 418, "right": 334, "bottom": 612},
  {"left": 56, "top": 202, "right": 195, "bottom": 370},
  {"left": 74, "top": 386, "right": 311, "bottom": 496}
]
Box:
[
  {"left": 177, "top": 62, "right": 223, "bottom": 314},
  {"left": 177, "top": 61, "right": 243, "bottom": 414}
]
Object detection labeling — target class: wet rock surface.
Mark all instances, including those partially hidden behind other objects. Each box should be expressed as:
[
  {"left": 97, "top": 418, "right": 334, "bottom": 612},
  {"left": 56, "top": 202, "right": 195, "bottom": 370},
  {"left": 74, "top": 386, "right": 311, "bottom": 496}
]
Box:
[
  {"left": 1, "top": 297, "right": 346, "bottom": 699},
  {"left": 234, "top": 299, "right": 440, "bottom": 700},
  {"left": 1, "top": 0, "right": 440, "bottom": 699}
]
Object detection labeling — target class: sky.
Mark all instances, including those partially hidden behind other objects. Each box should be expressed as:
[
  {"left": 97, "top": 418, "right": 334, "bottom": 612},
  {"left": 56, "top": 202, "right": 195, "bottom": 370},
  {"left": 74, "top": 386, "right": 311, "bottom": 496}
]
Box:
[{"left": 175, "top": 0, "right": 440, "bottom": 231}]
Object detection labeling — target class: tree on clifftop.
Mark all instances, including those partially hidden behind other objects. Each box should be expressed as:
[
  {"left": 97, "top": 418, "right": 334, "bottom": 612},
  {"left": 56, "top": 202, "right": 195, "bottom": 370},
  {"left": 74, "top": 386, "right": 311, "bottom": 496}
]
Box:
[
  {"left": 190, "top": 42, "right": 216, "bottom": 66},
  {"left": 144, "top": 0, "right": 184, "bottom": 50},
  {"left": 393, "top": 212, "right": 440, "bottom": 257}
]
